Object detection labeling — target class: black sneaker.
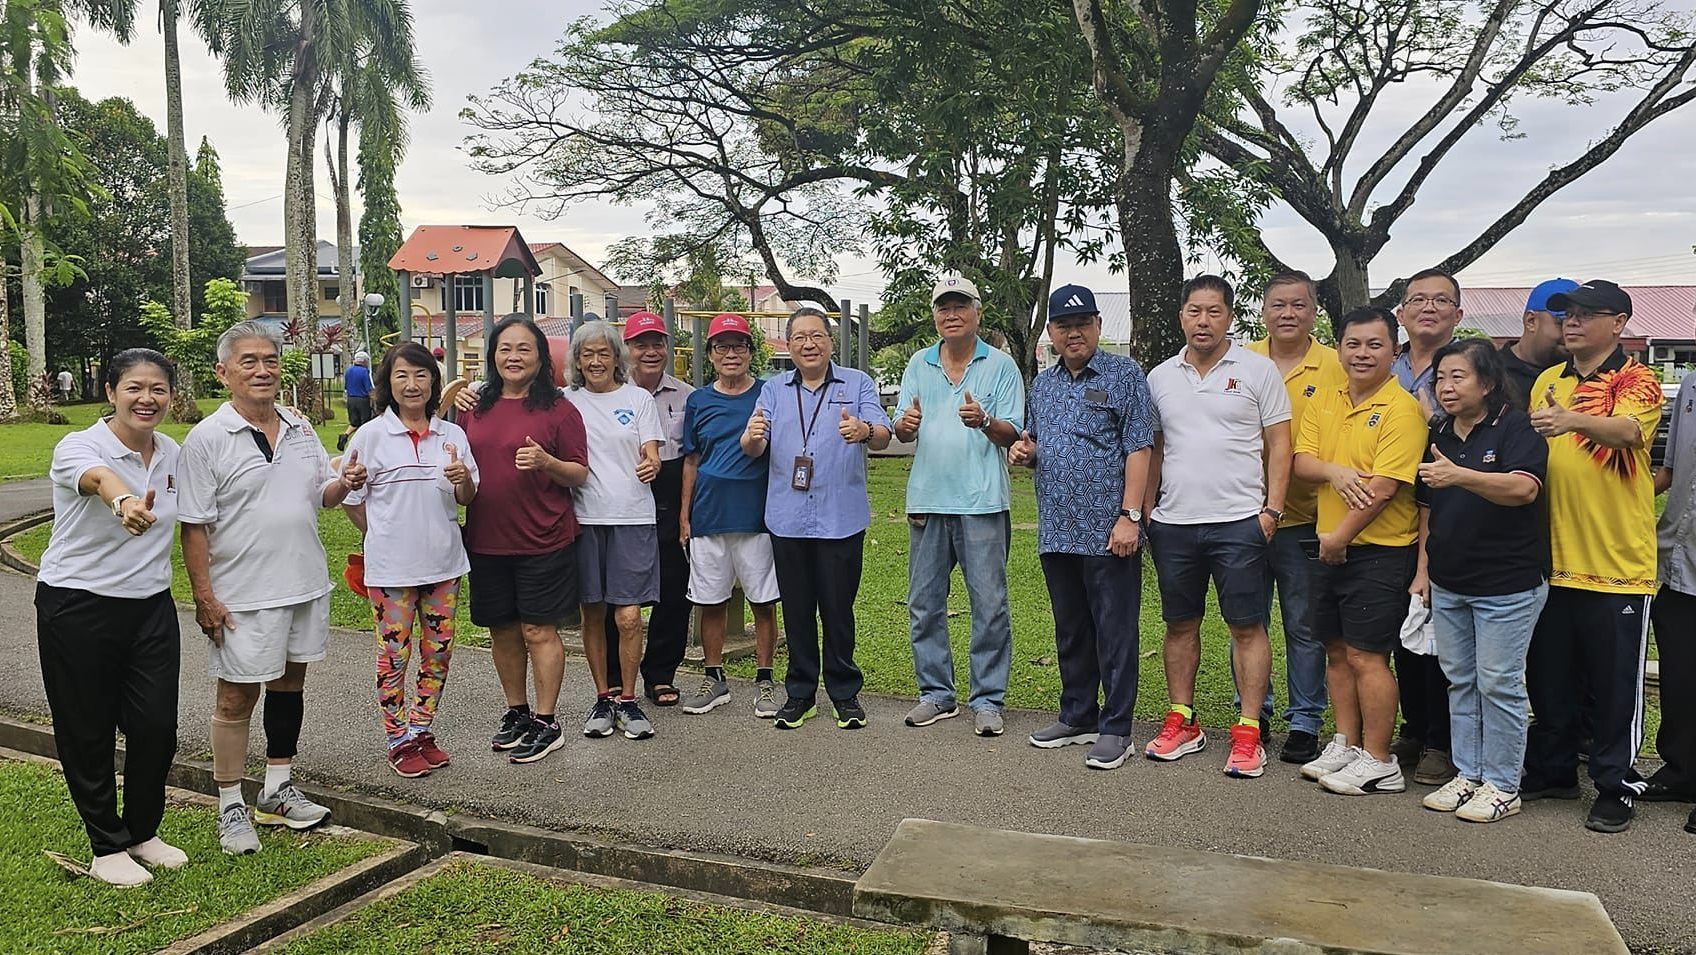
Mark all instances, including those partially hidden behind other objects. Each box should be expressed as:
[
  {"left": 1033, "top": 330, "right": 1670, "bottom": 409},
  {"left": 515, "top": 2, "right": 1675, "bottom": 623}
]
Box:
[
  {"left": 1258, "top": 718, "right": 1272, "bottom": 746},
  {"left": 773, "top": 697, "right": 817, "bottom": 730},
  {"left": 1520, "top": 776, "right": 1582, "bottom": 801},
  {"left": 833, "top": 696, "right": 867, "bottom": 730},
  {"left": 1279, "top": 730, "right": 1319, "bottom": 764},
  {"left": 1585, "top": 794, "right": 1634, "bottom": 833},
  {"left": 491, "top": 708, "right": 530, "bottom": 751},
  {"left": 508, "top": 720, "right": 564, "bottom": 764}
]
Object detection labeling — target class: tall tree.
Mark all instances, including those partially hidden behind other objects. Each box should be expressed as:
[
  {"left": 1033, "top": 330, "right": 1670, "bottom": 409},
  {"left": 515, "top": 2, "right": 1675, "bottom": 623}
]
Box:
[
  {"left": 355, "top": 102, "right": 403, "bottom": 338},
  {"left": 188, "top": 136, "right": 244, "bottom": 316}
]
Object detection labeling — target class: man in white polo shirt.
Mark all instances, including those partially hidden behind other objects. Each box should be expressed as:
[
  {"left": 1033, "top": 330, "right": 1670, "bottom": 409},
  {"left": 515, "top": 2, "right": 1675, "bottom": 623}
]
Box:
[
  {"left": 1143, "top": 274, "right": 1291, "bottom": 780},
  {"left": 178, "top": 321, "right": 367, "bottom": 856}
]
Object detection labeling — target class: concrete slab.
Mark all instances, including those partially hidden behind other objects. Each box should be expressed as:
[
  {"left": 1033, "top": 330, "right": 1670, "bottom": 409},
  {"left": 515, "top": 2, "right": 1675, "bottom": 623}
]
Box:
[{"left": 854, "top": 819, "right": 1628, "bottom": 955}]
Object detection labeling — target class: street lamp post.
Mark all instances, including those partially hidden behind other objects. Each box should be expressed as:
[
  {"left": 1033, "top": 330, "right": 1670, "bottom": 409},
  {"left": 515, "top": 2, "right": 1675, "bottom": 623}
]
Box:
[{"left": 363, "top": 292, "right": 384, "bottom": 353}]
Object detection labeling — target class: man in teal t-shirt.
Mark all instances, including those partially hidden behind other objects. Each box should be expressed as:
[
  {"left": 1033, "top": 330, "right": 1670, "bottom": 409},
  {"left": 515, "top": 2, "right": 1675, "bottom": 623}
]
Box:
[{"left": 892, "top": 274, "right": 1026, "bottom": 738}]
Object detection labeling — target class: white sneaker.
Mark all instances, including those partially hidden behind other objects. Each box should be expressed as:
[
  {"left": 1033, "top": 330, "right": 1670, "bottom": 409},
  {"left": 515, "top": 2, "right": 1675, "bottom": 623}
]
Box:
[
  {"left": 1456, "top": 782, "right": 1522, "bottom": 823},
  {"left": 1320, "top": 751, "right": 1406, "bottom": 795},
  {"left": 1300, "top": 734, "right": 1356, "bottom": 781},
  {"left": 1422, "top": 775, "right": 1480, "bottom": 812},
  {"left": 127, "top": 836, "right": 189, "bottom": 869},
  {"left": 90, "top": 851, "right": 153, "bottom": 887}
]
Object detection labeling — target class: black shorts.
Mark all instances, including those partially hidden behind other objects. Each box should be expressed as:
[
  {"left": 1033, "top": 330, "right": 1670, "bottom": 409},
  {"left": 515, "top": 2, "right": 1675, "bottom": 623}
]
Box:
[
  {"left": 1310, "top": 543, "right": 1417, "bottom": 653},
  {"left": 1147, "top": 516, "right": 1270, "bottom": 625},
  {"left": 467, "top": 542, "right": 578, "bottom": 628}
]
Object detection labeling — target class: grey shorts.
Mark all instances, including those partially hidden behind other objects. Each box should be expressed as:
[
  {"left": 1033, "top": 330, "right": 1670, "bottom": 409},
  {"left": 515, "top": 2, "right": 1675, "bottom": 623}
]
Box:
[{"left": 576, "top": 524, "right": 660, "bottom": 607}]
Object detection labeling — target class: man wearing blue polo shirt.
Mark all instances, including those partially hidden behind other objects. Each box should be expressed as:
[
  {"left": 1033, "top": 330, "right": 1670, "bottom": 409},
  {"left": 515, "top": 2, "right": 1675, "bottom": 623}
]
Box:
[{"left": 893, "top": 274, "right": 1025, "bottom": 738}]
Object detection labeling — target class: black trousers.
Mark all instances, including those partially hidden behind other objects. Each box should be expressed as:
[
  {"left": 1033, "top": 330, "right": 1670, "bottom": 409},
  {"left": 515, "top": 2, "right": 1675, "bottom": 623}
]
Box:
[
  {"left": 602, "top": 457, "right": 691, "bottom": 691},
  {"left": 1040, "top": 551, "right": 1142, "bottom": 738},
  {"left": 1525, "top": 586, "right": 1651, "bottom": 799},
  {"left": 1395, "top": 647, "right": 1451, "bottom": 751},
  {"left": 771, "top": 532, "right": 865, "bottom": 703},
  {"left": 1650, "top": 586, "right": 1695, "bottom": 790},
  {"left": 346, "top": 395, "right": 373, "bottom": 428},
  {"left": 35, "top": 583, "right": 180, "bottom": 857}
]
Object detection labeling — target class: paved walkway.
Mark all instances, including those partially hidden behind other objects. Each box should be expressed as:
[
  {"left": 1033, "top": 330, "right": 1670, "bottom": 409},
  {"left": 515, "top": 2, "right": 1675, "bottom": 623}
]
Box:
[{"left": 0, "top": 478, "right": 51, "bottom": 523}]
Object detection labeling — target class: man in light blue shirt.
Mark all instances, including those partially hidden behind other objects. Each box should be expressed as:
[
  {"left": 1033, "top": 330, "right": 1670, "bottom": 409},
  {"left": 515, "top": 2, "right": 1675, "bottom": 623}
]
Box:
[{"left": 891, "top": 274, "right": 1025, "bottom": 737}]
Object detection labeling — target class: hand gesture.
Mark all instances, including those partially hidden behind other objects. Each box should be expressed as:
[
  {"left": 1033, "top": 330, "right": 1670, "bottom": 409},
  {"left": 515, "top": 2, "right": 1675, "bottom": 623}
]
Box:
[
  {"left": 1325, "top": 463, "right": 1375, "bottom": 510},
  {"left": 341, "top": 450, "right": 368, "bottom": 491},
  {"left": 118, "top": 489, "right": 159, "bottom": 536},
  {"left": 443, "top": 442, "right": 471, "bottom": 488},
  {"left": 1417, "top": 443, "right": 1465, "bottom": 489},
  {"left": 1009, "top": 430, "right": 1036, "bottom": 466},
  {"left": 1530, "top": 386, "right": 1575, "bottom": 438},
  {"left": 451, "top": 381, "right": 478, "bottom": 414},
  {"left": 745, "top": 408, "right": 770, "bottom": 443},
  {"left": 196, "top": 595, "right": 234, "bottom": 646},
  {"left": 515, "top": 435, "right": 552, "bottom": 471},
  {"left": 1318, "top": 532, "right": 1348, "bottom": 566},
  {"left": 957, "top": 390, "right": 987, "bottom": 429},
  {"left": 838, "top": 407, "right": 868, "bottom": 443},
  {"left": 894, "top": 395, "right": 922, "bottom": 442},
  {"left": 1108, "top": 514, "right": 1141, "bottom": 557},
  {"left": 635, "top": 447, "right": 660, "bottom": 483}
]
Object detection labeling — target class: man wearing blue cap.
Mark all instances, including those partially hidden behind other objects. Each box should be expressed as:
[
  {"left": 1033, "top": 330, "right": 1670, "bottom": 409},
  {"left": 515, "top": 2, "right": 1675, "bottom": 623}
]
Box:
[
  {"left": 1011, "top": 283, "right": 1154, "bottom": 770},
  {"left": 1500, "top": 279, "right": 1577, "bottom": 409}
]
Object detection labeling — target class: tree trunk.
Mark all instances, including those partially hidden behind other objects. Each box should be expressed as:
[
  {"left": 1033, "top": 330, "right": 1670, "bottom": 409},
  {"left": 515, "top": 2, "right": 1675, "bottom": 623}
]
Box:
[
  {"left": 162, "top": 0, "right": 200, "bottom": 421},
  {"left": 333, "top": 110, "right": 355, "bottom": 349},
  {"left": 21, "top": 194, "right": 52, "bottom": 412},
  {"left": 0, "top": 271, "right": 15, "bottom": 421},
  {"left": 1119, "top": 142, "right": 1185, "bottom": 367},
  {"left": 1326, "top": 240, "right": 1373, "bottom": 321}
]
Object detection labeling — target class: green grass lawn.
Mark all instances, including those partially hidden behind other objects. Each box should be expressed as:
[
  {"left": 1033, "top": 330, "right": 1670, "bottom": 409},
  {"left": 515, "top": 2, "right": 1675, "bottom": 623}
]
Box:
[
  {"left": 0, "top": 758, "right": 388, "bottom": 954},
  {"left": 278, "top": 858, "right": 929, "bottom": 955}
]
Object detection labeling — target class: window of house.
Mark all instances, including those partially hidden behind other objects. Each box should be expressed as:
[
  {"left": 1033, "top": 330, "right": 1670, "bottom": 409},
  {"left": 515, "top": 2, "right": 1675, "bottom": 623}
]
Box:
[
  {"left": 448, "top": 275, "right": 484, "bottom": 313},
  {"left": 323, "top": 285, "right": 339, "bottom": 303},
  {"left": 535, "top": 284, "right": 550, "bottom": 315},
  {"left": 263, "top": 282, "right": 287, "bottom": 313}
]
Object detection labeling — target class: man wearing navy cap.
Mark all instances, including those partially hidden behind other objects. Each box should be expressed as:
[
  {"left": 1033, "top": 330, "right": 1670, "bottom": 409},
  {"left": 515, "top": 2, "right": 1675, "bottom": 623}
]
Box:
[{"left": 1500, "top": 279, "right": 1578, "bottom": 409}]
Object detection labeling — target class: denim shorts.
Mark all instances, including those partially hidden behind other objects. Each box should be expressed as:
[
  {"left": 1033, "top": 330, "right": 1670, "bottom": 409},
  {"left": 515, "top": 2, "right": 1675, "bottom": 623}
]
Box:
[
  {"left": 1310, "top": 543, "right": 1417, "bottom": 653},
  {"left": 1147, "top": 516, "right": 1270, "bottom": 625}
]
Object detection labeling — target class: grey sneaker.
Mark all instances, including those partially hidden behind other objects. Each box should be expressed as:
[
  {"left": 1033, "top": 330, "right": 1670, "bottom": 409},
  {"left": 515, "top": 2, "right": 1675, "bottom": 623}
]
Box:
[
  {"left": 680, "top": 676, "right": 731, "bottom": 714},
  {"left": 1085, "top": 734, "right": 1132, "bottom": 770},
  {"left": 1028, "top": 720, "right": 1099, "bottom": 749},
  {"left": 254, "top": 782, "right": 331, "bottom": 830},
  {"left": 616, "top": 700, "right": 655, "bottom": 740},
  {"left": 903, "top": 700, "right": 959, "bottom": 727},
  {"left": 973, "top": 708, "right": 1004, "bottom": 737},
  {"left": 218, "top": 803, "right": 261, "bottom": 855},
  {"left": 583, "top": 697, "right": 615, "bottom": 738},
  {"left": 752, "top": 679, "right": 780, "bottom": 719}
]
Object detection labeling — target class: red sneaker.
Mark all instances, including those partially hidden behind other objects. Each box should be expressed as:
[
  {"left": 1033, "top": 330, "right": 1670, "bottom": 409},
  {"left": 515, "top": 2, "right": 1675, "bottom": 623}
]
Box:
[
  {"left": 387, "top": 740, "right": 432, "bottom": 778},
  {"left": 1144, "top": 710, "right": 1206, "bottom": 761},
  {"left": 1224, "top": 723, "right": 1266, "bottom": 778},
  {"left": 413, "top": 732, "right": 451, "bottom": 768}
]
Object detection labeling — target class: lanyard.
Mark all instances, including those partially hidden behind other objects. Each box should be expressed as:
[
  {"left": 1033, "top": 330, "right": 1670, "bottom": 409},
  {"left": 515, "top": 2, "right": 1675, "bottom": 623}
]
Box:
[{"left": 794, "top": 375, "right": 832, "bottom": 454}]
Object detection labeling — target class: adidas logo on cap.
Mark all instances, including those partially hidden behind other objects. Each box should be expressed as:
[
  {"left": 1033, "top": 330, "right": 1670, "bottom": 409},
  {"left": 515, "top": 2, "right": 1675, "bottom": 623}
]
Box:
[{"left": 1064, "top": 294, "right": 1083, "bottom": 308}]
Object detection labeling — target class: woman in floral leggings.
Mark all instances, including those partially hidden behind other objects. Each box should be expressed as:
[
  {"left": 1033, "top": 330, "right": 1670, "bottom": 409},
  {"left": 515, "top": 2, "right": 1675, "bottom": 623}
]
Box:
[{"left": 342, "top": 342, "right": 479, "bottom": 777}]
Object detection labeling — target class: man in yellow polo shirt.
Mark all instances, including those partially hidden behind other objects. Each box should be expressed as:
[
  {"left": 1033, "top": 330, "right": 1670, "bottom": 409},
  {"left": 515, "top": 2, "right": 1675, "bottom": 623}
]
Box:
[
  {"left": 1520, "top": 279, "right": 1662, "bottom": 834},
  {"left": 1293, "top": 306, "right": 1426, "bottom": 796},
  {"left": 1247, "top": 270, "right": 1345, "bottom": 764}
]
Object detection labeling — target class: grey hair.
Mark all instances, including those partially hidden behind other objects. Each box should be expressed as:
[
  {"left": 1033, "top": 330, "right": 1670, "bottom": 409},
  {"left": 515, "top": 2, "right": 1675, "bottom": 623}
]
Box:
[
  {"left": 567, "top": 320, "right": 630, "bottom": 388},
  {"left": 216, "top": 321, "right": 283, "bottom": 362},
  {"left": 785, "top": 306, "right": 837, "bottom": 342}
]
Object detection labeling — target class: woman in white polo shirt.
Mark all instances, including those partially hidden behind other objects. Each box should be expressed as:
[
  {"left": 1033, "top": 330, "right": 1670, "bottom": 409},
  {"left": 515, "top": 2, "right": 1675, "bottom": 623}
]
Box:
[
  {"left": 342, "top": 342, "right": 479, "bottom": 779},
  {"left": 35, "top": 349, "right": 187, "bottom": 887}
]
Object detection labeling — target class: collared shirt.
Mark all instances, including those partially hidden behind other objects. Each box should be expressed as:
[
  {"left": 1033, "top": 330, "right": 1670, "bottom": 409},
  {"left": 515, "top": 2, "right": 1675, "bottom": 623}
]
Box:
[
  {"left": 343, "top": 409, "right": 478, "bottom": 588},
  {"left": 1026, "top": 349, "right": 1155, "bottom": 556},
  {"left": 1248, "top": 336, "right": 1345, "bottom": 526},
  {"left": 1147, "top": 342, "right": 1290, "bottom": 525},
  {"left": 644, "top": 373, "right": 694, "bottom": 462},
  {"left": 1536, "top": 347, "right": 1662, "bottom": 594},
  {"left": 177, "top": 402, "right": 336, "bottom": 611},
  {"left": 1296, "top": 378, "right": 1425, "bottom": 548},
  {"left": 344, "top": 363, "right": 372, "bottom": 399},
  {"left": 1497, "top": 341, "right": 1554, "bottom": 412},
  {"left": 753, "top": 363, "right": 891, "bottom": 540},
  {"left": 1658, "top": 374, "right": 1696, "bottom": 595},
  {"left": 1416, "top": 405, "right": 1548, "bottom": 596},
  {"left": 1392, "top": 344, "right": 1440, "bottom": 411},
  {"left": 38, "top": 420, "right": 180, "bottom": 598},
  {"left": 896, "top": 338, "right": 1025, "bottom": 515}
]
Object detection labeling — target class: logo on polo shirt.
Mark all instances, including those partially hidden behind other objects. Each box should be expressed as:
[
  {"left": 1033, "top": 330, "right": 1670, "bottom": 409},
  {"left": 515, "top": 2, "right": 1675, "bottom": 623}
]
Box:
[
  {"left": 1223, "top": 377, "right": 1241, "bottom": 394},
  {"left": 1303, "top": 384, "right": 1317, "bottom": 397},
  {"left": 1367, "top": 412, "right": 1382, "bottom": 428},
  {"left": 1483, "top": 449, "right": 1497, "bottom": 464},
  {"left": 166, "top": 474, "right": 176, "bottom": 493},
  {"left": 613, "top": 408, "right": 636, "bottom": 425}
]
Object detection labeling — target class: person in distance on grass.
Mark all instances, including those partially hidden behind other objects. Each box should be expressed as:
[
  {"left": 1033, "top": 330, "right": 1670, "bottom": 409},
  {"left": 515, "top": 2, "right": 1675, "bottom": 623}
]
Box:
[
  {"left": 892, "top": 274, "right": 1025, "bottom": 739},
  {"left": 458, "top": 315, "right": 590, "bottom": 766},
  {"left": 1520, "top": 280, "right": 1662, "bottom": 834},
  {"left": 1411, "top": 339, "right": 1548, "bottom": 823},
  {"left": 742, "top": 307, "right": 891, "bottom": 731},
  {"left": 1246, "top": 271, "right": 1345, "bottom": 765},
  {"left": 340, "top": 342, "right": 479, "bottom": 779},
  {"left": 36, "top": 349, "right": 188, "bottom": 886},
  {"left": 1292, "top": 306, "right": 1424, "bottom": 796},
  {"left": 678, "top": 314, "right": 783, "bottom": 719},
  {"left": 1143, "top": 274, "right": 1291, "bottom": 780},
  {"left": 1010, "top": 284, "right": 1153, "bottom": 770},
  {"left": 179, "top": 322, "right": 362, "bottom": 855},
  {"left": 1649, "top": 351, "right": 1696, "bottom": 835},
  {"left": 338, "top": 350, "right": 373, "bottom": 452}
]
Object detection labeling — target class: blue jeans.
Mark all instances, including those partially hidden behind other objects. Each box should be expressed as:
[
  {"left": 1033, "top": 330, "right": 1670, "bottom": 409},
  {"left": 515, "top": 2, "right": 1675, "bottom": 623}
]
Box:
[
  {"left": 1431, "top": 581, "right": 1548, "bottom": 791},
  {"left": 908, "top": 512, "right": 1013, "bottom": 712},
  {"left": 1232, "top": 524, "right": 1327, "bottom": 734}
]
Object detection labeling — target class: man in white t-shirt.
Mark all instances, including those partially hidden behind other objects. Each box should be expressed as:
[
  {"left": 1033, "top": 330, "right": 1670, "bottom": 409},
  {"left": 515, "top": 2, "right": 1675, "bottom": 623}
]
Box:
[
  {"left": 178, "top": 321, "right": 368, "bottom": 856},
  {"left": 1142, "top": 275, "right": 1292, "bottom": 780},
  {"left": 56, "top": 369, "right": 74, "bottom": 402}
]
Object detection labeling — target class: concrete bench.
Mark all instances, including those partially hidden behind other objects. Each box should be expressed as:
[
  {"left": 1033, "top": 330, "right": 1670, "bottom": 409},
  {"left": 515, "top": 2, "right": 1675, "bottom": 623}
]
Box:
[{"left": 852, "top": 818, "right": 1627, "bottom": 955}]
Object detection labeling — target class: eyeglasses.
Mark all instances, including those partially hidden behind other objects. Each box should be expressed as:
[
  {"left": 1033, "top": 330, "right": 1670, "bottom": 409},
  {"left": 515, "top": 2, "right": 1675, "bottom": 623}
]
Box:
[
  {"left": 789, "top": 332, "right": 832, "bottom": 344},
  {"left": 1561, "top": 309, "right": 1619, "bottom": 324},
  {"left": 710, "top": 341, "right": 751, "bottom": 355},
  {"left": 1402, "top": 295, "right": 1457, "bottom": 310}
]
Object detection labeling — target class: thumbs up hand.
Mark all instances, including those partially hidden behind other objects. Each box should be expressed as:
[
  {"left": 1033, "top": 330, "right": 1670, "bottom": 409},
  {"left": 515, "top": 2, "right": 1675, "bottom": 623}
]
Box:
[
  {"left": 894, "top": 394, "right": 922, "bottom": 442},
  {"left": 118, "top": 488, "right": 159, "bottom": 536},
  {"left": 1531, "top": 385, "right": 1574, "bottom": 437},
  {"left": 1417, "top": 442, "right": 1465, "bottom": 489},
  {"left": 443, "top": 441, "right": 471, "bottom": 487},
  {"left": 957, "top": 390, "right": 988, "bottom": 429},
  {"left": 838, "top": 407, "right": 869, "bottom": 443},
  {"left": 1009, "top": 430, "right": 1037, "bottom": 467},
  {"left": 745, "top": 407, "right": 769, "bottom": 443},
  {"left": 515, "top": 435, "right": 552, "bottom": 471},
  {"left": 341, "top": 449, "right": 368, "bottom": 491}
]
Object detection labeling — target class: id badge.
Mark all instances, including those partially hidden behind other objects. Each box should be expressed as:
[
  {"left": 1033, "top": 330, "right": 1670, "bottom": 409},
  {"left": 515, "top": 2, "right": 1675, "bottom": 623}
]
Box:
[{"left": 791, "top": 455, "right": 814, "bottom": 491}]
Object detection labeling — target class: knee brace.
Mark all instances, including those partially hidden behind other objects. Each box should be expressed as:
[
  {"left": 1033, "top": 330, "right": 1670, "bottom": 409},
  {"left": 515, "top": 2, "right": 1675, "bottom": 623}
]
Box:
[
  {"left": 262, "top": 690, "right": 304, "bottom": 760},
  {"left": 210, "top": 716, "right": 251, "bottom": 783}
]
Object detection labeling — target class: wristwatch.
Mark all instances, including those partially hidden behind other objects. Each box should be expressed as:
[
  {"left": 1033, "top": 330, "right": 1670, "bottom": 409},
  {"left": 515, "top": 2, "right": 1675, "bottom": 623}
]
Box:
[
  {"left": 1119, "top": 507, "right": 1142, "bottom": 523},
  {"left": 1261, "top": 506, "right": 1284, "bottom": 522},
  {"left": 110, "top": 493, "right": 137, "bottom": 517}
]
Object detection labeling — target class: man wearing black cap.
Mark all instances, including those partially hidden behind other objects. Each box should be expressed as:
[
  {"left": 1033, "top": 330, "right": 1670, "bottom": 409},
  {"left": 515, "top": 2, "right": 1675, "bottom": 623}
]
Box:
[
  {"left": 1522, "top": 279, "right": 1663, "bottom": 833},
  {"left": 1500, "top": 279, "right": 1577, "bottom": 409}
]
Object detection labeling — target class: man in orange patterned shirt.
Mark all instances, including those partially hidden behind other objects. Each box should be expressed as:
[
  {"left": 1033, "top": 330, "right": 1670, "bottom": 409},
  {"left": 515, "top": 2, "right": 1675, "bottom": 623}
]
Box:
[{"left": 1521, "top": 280, "right": 1662, "bottom": 834}]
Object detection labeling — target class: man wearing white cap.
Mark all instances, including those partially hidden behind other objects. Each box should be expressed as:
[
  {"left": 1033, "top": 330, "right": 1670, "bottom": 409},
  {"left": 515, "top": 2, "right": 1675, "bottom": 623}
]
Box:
[{"left": 345, "top": 351, "right": 374, "bottom": 430}]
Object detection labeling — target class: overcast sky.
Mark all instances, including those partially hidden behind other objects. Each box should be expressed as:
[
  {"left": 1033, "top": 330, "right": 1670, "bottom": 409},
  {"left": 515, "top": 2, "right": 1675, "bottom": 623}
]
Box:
[{"left": 68, "top": 0, "right": 1696, "bottom": 304}]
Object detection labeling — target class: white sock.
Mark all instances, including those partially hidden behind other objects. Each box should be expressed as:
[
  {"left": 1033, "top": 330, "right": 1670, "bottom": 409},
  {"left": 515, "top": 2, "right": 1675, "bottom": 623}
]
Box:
[
  {"left": 263, "top": 762, "right": 291, "bottom": 792},
  {"left": 218, "top": 783, "right": 244, "bottom": 811}
]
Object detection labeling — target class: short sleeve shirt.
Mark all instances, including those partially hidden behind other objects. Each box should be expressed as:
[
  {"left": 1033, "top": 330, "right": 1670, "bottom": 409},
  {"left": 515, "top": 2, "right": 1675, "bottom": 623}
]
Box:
[
  {"left": 755, "top": 364, "right": 892, "bottom": 540},
  {"left": 176, "top": 403, "right": 335, "bottom": 611},
  {"left": 1658, "top": 375, "right": 1696, "bottom": 596},
  {"left": 682, "top": 383, "right": 767, "bottom": 536},
  {"left": 38, "top": 421, "right": 180, "bottom": 598},
  {"left": 344, "top": 364, "right": 372, "bottom": 399},
  {"left": 1296, "top": 379, "right": 1425, "bottom": 548},
  {"left": 567, "top": 383, "right": 664, "bottom": 525},
  {"left": 647, "top": 374, "right": 694, "bottom": 462},
  {"left": 1536, "top": 349, "right": 1661, "bottom": 594},
  {"left": 1392, "top": 346, "right": 1440, "bottom": 415},
  {"left": 460, "top": 395, "right": 588, "bottom": 555},
  {"left": 1247, "top": 337, "right": 1345, "bottom": 526},
  {"left": 1416, "top": 406, "right": 1548, "bottom": 596},
  {"left": 343, "top": 409, "right": 478, "bottom": 588},
  {"left": 896, "top": 339, "right": 1026, "bottom": 515},
  {"left": 1026, "top": 350, "right": 1155, "bottom": 556},
  {"left": 1147, "top": 344, "right": 1290, "bottom": 525}
]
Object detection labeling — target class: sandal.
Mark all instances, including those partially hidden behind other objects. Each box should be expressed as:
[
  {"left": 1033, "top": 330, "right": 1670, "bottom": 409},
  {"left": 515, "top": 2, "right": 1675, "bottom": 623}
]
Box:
[{"left": 646, "top": 684, "right": 681, "bottom": 707}]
